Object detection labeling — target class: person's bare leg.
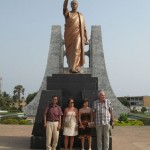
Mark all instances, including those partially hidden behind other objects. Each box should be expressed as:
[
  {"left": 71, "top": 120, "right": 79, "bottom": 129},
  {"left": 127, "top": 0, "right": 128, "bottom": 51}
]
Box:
[
  {"left": 88, "top": 136, "right": 92, "bottom": 150},
  {"left": 81, "top": 137, "right": 85, "bottom": 149},
  {"left": 70, "top": 136, "right": 74, "bottom": 150},
  {"left": 64, "top": 136, "right": 69, "bottom": 150}
]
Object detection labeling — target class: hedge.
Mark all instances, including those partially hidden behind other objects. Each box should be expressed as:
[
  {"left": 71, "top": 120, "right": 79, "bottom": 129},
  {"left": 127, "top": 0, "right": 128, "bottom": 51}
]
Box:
[{"left": 0, "top": 118, "right": 31, "bottom": 125}]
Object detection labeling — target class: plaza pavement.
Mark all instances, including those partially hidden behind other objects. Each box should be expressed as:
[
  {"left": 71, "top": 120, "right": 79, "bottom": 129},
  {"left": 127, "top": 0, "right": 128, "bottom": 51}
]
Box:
[{"left": 0, "top": 125, "right": 150, "bottom": 150}]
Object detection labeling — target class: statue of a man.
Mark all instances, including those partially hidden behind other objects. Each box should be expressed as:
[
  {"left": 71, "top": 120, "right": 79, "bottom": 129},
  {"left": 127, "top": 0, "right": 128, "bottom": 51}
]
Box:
[{"left": 63, "top": 0, "right": 89, "bottom": 73}]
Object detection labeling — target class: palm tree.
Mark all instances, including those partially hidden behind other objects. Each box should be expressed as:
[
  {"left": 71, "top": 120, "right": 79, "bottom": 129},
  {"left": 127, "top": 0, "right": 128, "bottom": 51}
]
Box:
[{"left": 13, "top": 85, "right": 25, "bottom": 109}]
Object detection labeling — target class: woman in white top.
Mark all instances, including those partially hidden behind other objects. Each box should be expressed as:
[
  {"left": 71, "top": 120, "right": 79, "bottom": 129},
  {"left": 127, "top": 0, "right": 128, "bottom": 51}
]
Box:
[{"left": 63, "top": 98, "right": 78, "bottom": 150}]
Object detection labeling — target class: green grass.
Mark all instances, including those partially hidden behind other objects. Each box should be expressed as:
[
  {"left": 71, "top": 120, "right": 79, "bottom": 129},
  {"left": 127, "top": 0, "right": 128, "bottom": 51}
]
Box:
[
  {"left": 0, "top": 117, "right": 31, "bottom": 125},
  {"left": 115, "top": 120, "right": 144, "bottom": 126}
]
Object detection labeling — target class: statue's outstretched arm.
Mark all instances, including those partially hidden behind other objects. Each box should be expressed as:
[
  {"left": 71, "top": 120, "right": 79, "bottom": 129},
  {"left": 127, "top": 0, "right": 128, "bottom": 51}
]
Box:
[
  {"left": 63, "top": 0, "right": 69, "bottom": 17},
  {"left": 63, "top": 0, "right": 69, "bottom": 10}
]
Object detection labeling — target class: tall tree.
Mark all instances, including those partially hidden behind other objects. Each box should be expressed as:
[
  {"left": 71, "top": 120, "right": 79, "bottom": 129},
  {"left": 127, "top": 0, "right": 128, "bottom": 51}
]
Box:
[
  {"left": 13, "top": 85, "right": 25, "bottom": 109},
  {"left": 118, "top": 97, "right": 130, "bottom": 108},
  {"left": 26, "top": 92, "right": 37, "bottom": 104},
  {"left": 0, "top": 92, "right": 10, "bottom": 110}
]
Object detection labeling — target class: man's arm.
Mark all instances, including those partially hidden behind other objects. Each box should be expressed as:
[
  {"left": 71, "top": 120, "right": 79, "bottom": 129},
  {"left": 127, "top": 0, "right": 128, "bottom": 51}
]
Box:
[
  {"left": 58, "top": 107, "right": 63, "bottom": 130},
  {"left": 44, "top": 107, "right": 48, "bottom": 128},
  {"left": 109, "top": 106, "right": 114, "bottom": 128},
  {"left": 57, "top": 116, "right": 62, "bottom": 130}
]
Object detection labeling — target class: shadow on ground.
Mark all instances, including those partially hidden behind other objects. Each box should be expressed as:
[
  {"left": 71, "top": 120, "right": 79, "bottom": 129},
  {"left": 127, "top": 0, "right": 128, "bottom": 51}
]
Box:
[{"left": 0, "top": 136, "right": 38, "bottom": 150}]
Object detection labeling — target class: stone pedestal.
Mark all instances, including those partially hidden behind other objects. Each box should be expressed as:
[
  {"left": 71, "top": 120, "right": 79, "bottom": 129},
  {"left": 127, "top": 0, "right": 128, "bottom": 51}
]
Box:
[{"left": 31, "top": 74, "right": 100, "bottom": 149}]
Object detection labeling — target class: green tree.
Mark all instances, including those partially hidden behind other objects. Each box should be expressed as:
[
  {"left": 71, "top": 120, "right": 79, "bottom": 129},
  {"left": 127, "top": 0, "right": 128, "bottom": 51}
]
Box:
[
  {"left": 13, "top": 85, "right": 25, "bottom": 109},
  {"left": 26, "top": 92, "right": 37, "bottom": 104},
  {"left": 0, "top": 92, "right": 10, "bottom": 110},
  {"left": 118, "top": 97, "right": 130, "bottom": 108},
  {"left": 13, "top": 85, "right": 25, "bottom": 100},
  {"left": 3, "top": 92, "right": 10, "bottom": 98},
  {"left": 141, "top": 107, "right": 147, "bottom": 113}
]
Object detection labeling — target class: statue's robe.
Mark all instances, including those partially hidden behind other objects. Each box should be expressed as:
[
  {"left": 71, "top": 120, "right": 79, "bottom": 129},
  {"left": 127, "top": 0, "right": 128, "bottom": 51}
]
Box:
[{"left": 63, "top": 9, "right": 87, "bottom": 71}]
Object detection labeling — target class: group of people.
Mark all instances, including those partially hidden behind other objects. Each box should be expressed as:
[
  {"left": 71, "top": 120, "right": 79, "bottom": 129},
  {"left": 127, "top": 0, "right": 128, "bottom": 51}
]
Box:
[
  {"left": 44, "top": 90, "right": 114, "bottom": 150},
  {"left": 44, "top": 0, "right": 115, "bottom": 149}
]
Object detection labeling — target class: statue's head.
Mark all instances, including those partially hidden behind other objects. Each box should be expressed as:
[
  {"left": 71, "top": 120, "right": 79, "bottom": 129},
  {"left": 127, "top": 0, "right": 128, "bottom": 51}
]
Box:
[{"left": 71, "top": 0, "right": 78, "bottom": 11}]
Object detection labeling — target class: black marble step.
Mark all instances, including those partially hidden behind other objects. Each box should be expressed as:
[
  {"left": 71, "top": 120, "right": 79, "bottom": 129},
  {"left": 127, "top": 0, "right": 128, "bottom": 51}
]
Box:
[
  {"left": 51, "top": 74, "right": 93, "bottom": 81},
  {"left": 47, "top": 74, "right": 98, "bottom": 88}
]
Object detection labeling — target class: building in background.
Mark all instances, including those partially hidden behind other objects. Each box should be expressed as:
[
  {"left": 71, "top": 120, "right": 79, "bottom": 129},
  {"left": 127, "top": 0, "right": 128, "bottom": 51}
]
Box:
[
  {"left": 118, "top": 96, "right": 150, "bottom": 112},
  {"left": 143, "top": 96, "right": 150, "bottom": 107},
  {"left": 118, "top": 96, "right": 150, "bottom": 107}
]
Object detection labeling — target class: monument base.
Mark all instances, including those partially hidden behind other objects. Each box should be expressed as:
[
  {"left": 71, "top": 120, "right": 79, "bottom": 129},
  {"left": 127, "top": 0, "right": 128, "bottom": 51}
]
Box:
[
  {"left": 31, "top": 74, "right": 112, "bottom": 149},
  {"left": 31, "top": 136, "right": 46, "bottom": 149}
]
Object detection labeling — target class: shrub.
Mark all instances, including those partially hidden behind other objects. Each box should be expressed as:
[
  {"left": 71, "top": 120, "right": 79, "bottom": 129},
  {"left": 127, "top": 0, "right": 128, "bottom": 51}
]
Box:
[
  {"left": 0, "top": 118, "right": 19, "bottom": 124},
  {"left": 0, "top": 117, "right": 31, "bottom": 125},
  {"left": 141, "top": 107, "right": 147, "bottom": 113},
  {"left": 115, "top": 120, "right": 144, "bottom": 126},
  {"left": 140, "top": 118, "right": 150, "bottom": 125},
  {"left": 118, "top": 113, "right": 128, "bottom": 122},
  {"left": 19, "top": 120, "right": 30, "bottom": 125}
]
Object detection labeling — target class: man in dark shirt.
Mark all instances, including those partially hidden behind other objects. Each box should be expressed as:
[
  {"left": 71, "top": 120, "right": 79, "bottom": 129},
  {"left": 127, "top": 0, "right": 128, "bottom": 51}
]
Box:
[{"left": 44, "top": 95, "right": 63, "bottom": 150}]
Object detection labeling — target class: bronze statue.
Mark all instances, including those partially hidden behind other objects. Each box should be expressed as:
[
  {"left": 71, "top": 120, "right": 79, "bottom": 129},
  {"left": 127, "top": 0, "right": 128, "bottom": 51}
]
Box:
[{"left": 63, "top": 0, "right": 89, "bottom": 73}]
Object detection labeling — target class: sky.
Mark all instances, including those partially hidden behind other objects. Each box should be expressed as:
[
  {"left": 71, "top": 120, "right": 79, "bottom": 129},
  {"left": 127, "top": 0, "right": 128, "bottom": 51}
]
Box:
[{"left": 0, "top": 0, "right": 150, "bottom": 97}]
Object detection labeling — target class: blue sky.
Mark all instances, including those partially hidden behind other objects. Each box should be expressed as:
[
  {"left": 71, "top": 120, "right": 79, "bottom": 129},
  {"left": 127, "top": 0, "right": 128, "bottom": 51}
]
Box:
[{"left": 0, "top": 0, "right": 150, "bottom": 97}]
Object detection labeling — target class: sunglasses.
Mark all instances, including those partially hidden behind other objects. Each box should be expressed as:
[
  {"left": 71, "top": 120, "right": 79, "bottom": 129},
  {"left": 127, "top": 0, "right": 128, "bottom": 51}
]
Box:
[{"left": 69, "top": 101, "right": 74, "bottom": 104}]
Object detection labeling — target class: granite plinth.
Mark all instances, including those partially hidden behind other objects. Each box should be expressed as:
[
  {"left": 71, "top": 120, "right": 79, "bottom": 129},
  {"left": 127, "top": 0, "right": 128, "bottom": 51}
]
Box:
[
  {"left": 47, "top": 74, "right": 98, "bottom": 110},
  {"left": 31, "top": 74, "right": 103, "bottom": 149}
]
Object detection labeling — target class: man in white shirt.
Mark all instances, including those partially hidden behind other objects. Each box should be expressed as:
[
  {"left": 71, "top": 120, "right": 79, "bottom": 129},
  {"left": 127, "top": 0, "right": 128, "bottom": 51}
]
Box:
[{"left": 93, "top": 90, "right": 114, "bottom": 150}]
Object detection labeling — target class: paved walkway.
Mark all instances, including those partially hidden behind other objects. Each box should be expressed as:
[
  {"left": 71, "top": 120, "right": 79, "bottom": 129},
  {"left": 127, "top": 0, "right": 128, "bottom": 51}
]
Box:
[{"left": 0, "top": 125, "right": 150, "bottom": 150}]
